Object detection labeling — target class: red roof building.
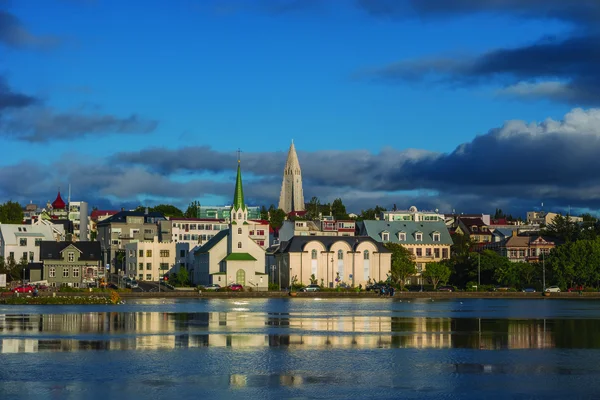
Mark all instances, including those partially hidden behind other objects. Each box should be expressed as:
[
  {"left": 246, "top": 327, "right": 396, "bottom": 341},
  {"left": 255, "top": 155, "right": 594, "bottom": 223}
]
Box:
[{"left": 51, "top": 191, "right": 66, "bottom": 210}]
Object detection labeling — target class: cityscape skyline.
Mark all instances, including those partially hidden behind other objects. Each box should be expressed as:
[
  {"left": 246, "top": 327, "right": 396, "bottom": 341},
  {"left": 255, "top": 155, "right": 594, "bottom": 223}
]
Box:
[{"left": 1, "top": 1, "right": 599, "bottom": 216}]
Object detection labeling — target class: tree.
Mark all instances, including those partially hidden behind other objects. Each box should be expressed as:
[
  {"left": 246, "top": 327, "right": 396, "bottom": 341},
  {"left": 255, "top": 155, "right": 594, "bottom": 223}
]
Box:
[
  {"left": 520, "top": 262, "right": 539, "bottom": 286},
  {"left": 543, "top": 214, "right": 579, "bottom": 242},
  {"left": 422, "top": 261, "right": 451, "bottom": 289},
  {"left": 305, "top": 197, "right": 321, "bottom": 220},
  {"left": 331, "top": 198, "right": 349, "bottom": 220},
  {"left": 151, "top": 204, "right": 184, "bottom": 218},
  {"left": 260, "top": 205, "right": 269, "bottom": 220},
  {"left": 269, "top": 208, "right": 287, "bottom": 233},
  {"left": 0, "top": 200, "right": 24, "bottom": 224},
  {"left": 384, "top": 243, "right": 416, "bottom": 290},
  {"left": 184, "top": 201, "right": 201, "bottom": 218},
  {"left": 357, "top": 205, "right": 387, "bottom": 221}
]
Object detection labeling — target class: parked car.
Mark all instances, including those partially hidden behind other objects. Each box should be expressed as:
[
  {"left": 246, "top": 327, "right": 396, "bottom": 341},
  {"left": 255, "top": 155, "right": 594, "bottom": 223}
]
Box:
[
  {"left": 203, "top": 284, "right": 221, "bottom": 291},
  {"left": 366, "top": 283, "right": 386, "bottom": 293},
  {"left": 545, "top": 286, "right": 561, "bottom": 293},
  {"left": 522, "top": 288, "right": 536, "bottom": 293},
  {"left": 301, "top": 284, "right": 321, "bottom": 292},
  {"left": 129, "top": 280, "right": 139, "bottom": 289},
  {"left": 438, "top": 286, "right": 454, "bottom": 292},
  {"left": 568, "top": 285, "right": 584, "bottom": 292},
  {"left": 228, "top": 284, "right": 243, "bottom": 291},
  {"left": 14, "top": 285, "right": 35, "bottom": 293},
  {"left": 494, "top": 286, "right": 511, "bottom": 291}
]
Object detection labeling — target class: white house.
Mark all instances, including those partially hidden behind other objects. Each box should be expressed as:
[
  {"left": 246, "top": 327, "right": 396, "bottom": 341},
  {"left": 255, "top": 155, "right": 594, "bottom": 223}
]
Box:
[
  {"left": 0, "top": 224, "right": 56, "bottom": 263},
  {"left": 124, "top": 237, "right": 176, "bottom": 281}
]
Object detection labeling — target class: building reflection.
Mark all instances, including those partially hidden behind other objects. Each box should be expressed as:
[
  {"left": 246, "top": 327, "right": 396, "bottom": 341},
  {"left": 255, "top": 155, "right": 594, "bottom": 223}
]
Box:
[{"left": 0, "top": 311, "right": 563, "bottom": 353}]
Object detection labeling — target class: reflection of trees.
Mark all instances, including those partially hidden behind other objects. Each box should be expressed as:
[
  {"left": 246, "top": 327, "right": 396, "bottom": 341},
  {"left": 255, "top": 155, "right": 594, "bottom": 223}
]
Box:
[{"left": 551, "top": 319, "right": 600, "bottom": 348}]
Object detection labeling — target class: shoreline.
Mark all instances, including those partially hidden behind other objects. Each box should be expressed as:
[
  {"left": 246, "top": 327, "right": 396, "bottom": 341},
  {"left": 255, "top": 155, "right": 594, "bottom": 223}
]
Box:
[{"left": 3, "top": 290, "right": 599, "bottom": 302}]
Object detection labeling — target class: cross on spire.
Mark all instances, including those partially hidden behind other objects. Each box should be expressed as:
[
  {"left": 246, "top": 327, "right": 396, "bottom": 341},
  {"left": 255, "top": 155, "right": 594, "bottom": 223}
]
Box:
[{"left": 237, "top": 148, "right": 242, "bottom": 163}]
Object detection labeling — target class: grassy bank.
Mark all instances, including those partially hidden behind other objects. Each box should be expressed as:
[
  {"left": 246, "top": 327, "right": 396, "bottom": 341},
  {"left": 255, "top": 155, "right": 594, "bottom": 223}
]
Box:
[{"left": 0, "top": 291, "right": 121, "bottom": 305}]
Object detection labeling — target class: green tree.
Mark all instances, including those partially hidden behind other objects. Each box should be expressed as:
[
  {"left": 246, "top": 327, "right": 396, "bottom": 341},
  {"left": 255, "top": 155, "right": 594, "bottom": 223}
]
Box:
[
  {"left": 543, "top": 214, "right": 579, "bottom": 242},
  {"left": 184, "top": 201, "right": 201, "bottom": 218},
  {"left": 305, "top": 196, "right": 321, "bottom": 220},
  {"left": 260, "top": 205, "right": 269, "bottom": 220},
  {"left": 331, "top": 198, "right": 349, "bottom": 220},
  {"left": 494, "top": 261, "right": 523, "bottom": 288},
  {"left": 269, "top": 208, "right": 287, "bottom": 232},
  {"left": 422, "top": 261, "right": 451, "bottom": 289},
  {"left": 384, "top": 242, "right": 416, "bottom": 290},
  {"left": 357, "top": 205, "right": 386, "bottom": 221},
  {"left": 151, "top": 204, "right": 184, "bottom": 218},
  {"left": 0, "top": 200, "right": 24, "bottom": 224},
  {"left": 520, "top": 262, "right": 539, "bottom": 286}
]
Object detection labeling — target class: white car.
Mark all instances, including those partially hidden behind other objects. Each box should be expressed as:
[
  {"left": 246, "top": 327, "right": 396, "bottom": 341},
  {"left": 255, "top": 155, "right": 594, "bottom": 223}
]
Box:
[
  {"left": 545, "top": 286, "right": 561, "bottom": 293},
  {"left": 301, "top": 284, "right": 320, "bottom": 292},
  {"left": 203, "top": 284, "right": 221, "bottom": 291}
]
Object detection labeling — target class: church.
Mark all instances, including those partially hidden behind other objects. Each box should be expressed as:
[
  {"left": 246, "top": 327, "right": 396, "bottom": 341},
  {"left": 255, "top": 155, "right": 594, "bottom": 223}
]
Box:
[
  {"left": 278, "top": 140, "right": 305, "bottom": 213},
  {"left": 190, "top": 160, "right": 268, "bottom": 290}
]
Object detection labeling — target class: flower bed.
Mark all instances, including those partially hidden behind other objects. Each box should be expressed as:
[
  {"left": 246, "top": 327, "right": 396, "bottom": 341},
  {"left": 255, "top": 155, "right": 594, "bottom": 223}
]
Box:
[{"left": 1, "top": 291, "right": 122, "bottom": 305}]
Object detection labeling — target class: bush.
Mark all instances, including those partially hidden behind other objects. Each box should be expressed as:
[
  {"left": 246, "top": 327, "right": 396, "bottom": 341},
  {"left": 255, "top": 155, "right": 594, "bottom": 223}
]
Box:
[{"left": 268, "top": 283, "right": 280, "bottom": 291}]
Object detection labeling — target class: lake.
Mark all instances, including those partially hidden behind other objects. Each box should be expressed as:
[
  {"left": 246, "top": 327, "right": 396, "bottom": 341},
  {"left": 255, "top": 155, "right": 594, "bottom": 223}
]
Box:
[{"left": 1, "top": 298, "right": 599, "bottom": 399}]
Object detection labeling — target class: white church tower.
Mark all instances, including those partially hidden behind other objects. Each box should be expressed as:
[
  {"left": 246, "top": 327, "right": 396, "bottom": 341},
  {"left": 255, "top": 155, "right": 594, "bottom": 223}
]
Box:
[{"left": 278, "top": 140, "right": 305, "bottom": 213}]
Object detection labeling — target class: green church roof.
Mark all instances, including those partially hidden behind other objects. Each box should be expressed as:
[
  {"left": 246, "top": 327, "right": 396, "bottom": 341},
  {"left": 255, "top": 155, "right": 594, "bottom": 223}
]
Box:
[
  {"left": 223, "top": 252, "right": 257, "bottom": 261},
  {"left": 232, "top": 161, "right": 247, "bottom": 212}
]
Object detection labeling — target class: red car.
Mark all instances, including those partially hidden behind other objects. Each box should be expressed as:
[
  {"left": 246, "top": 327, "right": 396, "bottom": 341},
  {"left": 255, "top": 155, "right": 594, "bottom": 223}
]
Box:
[
  {"left": 229, "top": 284, "right": 243, "bottom": 291},
  {"left": 568, "top": 285, "right": 584, "bottom": 292},
  {"left": 14, "top": 285, "right": 35, "bottom": 293}
]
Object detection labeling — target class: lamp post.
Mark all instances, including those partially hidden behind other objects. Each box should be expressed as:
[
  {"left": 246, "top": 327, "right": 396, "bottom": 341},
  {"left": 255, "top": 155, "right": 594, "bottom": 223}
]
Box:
[
  {"left": 542, "top": 251, "right": 546, "bottom": 292},
  {"left": 278, "top": 262, "right": 281, "bottom": 291},
  {"left": 330, "top": 257, "right": 334, "bottom": 288},
  {"left": 478, "top": 252, "right": 481, "bottom": 290}
]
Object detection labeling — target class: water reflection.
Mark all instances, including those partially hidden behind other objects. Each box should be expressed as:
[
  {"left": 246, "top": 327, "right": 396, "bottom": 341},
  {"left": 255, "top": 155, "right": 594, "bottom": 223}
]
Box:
[{"left": 6, "top": 306, "right": 597, "bottom": 353}]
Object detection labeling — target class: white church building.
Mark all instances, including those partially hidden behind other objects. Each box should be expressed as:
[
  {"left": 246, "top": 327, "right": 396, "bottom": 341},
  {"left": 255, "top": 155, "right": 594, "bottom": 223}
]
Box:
[{"left": 190, "top": 160, "right": 268, "bottom": 290}]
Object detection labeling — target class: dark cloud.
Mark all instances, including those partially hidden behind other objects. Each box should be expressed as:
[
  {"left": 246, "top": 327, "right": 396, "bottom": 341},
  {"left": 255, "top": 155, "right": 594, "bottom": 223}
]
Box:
[
  {"left": 0, "top": 77, "right": 37, "bottom": 110},
  {"left": 356, "top": 0, "right": 600, "bottom": 25},
  {"left": 0, "top": 9, "right": 61, "bottom": 49},
  {"left": 0, "top": 76, "right": 158, "bottom": 142},
  {"left": 357, "top": 1, "right": 600, "bottom": 105},
  {"left": 2, "top": 107, "right": 600, "bottom": 216}
]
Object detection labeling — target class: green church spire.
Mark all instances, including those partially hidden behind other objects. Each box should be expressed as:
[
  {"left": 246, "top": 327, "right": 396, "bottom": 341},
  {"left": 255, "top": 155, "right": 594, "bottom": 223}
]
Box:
[{"left": 232, "top": 159, "right": 246, "bottom": 211}]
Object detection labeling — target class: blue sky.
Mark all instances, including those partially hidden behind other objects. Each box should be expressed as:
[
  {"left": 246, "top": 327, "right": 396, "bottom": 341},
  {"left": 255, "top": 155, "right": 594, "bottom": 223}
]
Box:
[{"left": 1, "top": 0, "right": 599, "bottom": 216}]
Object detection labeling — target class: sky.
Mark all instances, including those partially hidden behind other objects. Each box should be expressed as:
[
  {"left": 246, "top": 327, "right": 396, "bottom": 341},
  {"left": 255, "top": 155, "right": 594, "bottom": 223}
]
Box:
[{"left": 1, "top": 0, "right": 599, "bottom": 217}]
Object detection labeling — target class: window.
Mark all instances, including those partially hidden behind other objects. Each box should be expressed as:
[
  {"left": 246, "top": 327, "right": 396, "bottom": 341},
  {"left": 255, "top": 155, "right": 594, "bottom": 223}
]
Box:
[
  {"left": 146, "top": 274, "right": 152, "bottom": 280},
  {"left": 416, "top": 248, "right": 422, "bottom": 257},
  {"left": 382, "top": 232, "right": 389, "bottom": 241},
  {"left": 146, "top": 250, "right": 152, "bottom": 257},
  {"left": 237, "top": 242, "right": 242, "bottom": 249},
  {"left": 19, "top": 238, "right": 27, "bottom": 246},
  {"left": 415, "top": 233, "right": 423, "bottom": 241},
  {"left": 68, "top": 252, "right": 74, "bottom": 262},
  {"left": 425, "top": 248, "right": 432, "bottom": 257},
  {"left": 238, "top": 228, "right": 242, "bottom": 234},
  {"left": 442, "top": 248, "right": 448, "bottom": 259},
  {"left": 238, "top": 213, "right": 242, "bottom": 219},
  {"left": 144, "top": 229, "right": 153, "bottom": 234},
  {"left": 139, "top": 250, "right": 143, "bottom": 257},
  {"left": 129, "top": 250, "right": 134, "bottom": 257},
  {"left": 180, "top": 250, "right": 186, "bottom": 257},
  {"left": 49, "top": 267, "right": 56, "bottom": 278},
  {"left": 257, "top": 230, "right": 265, "bottom": 236},
  {"left": 73, "top": 267, "right": 80, "bottom": 277},
  {"left": 311, "top": 249, "right": 317, "bottom": 259},
  {"left": 363, "top": 250, "right": 369, "bottom": 260},
  {"left": 338, "top": 249, "right": 344, "bottom": 260},
  {"left": 160, "top": 263, "right": 169, "bottom": 271},
  {"left": 160, "top": 250, "right": 169, "bottom": 257},
  {"left": 35, "top": 238, "right": 42, "bottom": 246},
  {"left": 22, "top": 252, "right": 27, "bottom": 261},
  {"left": 433, "top": 233, "right": 440, "bottom": 242},
  {"left": 399, "top": 232, "right": 406, "bottom": 241},
  {"left": 146, "top": 263, "right": 152, "bottom": 270},
  {"left": 434, "top": 248, "right": 440, "bottom": 258},
  {"left": 63, "top": 267, "right": 69, "bottom": 278}
]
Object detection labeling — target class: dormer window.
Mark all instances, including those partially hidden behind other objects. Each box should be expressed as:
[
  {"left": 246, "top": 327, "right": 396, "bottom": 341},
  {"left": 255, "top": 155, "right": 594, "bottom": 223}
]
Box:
[
  {"left": 381, "top": 231, "right": 389, "bottom": 241},
  {"left": 398, "top": 232, "right": 406, "bottom": 241},
  {"left": 415, "top": 232, "right": 423, "bottom": 241},
  {"left": 433, "top": 232, "right": 440, "bottom": 242},
  {"left": 472, "top": 226, "right": 478, "bottom": 232}
]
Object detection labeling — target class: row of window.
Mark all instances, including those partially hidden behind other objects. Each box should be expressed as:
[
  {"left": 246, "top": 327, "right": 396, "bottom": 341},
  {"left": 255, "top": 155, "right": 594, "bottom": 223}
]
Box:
[
  {"left": 7, "top": 251, "right": 35, "bottom": 262},
  {"left": 308, "top": 248, "right": 449, "bottom": 260},
  {"left": 311, "top": 250, "right": 372, "bottom": 260},
  {"left": 129, "top": 262, "right": 171, "bottom": 270},
  {"left": 176, "top": 234, "right": 216, "bottom": 241},
  {"left": 508, "top": 248, "right": 550, "bottom": 258},
  {"left": 129, "top": 249, "right": 170, "bottom": 258},
  {"left": 381, "top": 232, "right": 441, "bottom": 242},
  {"left": 174, "top": 224, "right": 226, "bottom": 231},
  {"left": 49, "top": 266, "right": 81, "bottom": 278},
  {"left": 19, "top": 238, "right": 43, "bottom": 246}
]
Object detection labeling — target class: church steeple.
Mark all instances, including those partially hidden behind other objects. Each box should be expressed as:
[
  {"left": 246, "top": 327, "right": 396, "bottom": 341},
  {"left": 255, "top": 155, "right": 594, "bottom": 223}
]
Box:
[
  {"left": 279, "top": 140, "right": 305, "bottom": 213},
  {"left": 232, "top": 158, "right": 246, "bottom": 212}
]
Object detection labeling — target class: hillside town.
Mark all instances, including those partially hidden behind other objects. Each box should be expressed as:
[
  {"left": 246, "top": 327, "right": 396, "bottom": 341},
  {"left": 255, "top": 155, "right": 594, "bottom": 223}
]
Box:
[{"left": 0, "top": 142, "right": 594, "bottom": 293}]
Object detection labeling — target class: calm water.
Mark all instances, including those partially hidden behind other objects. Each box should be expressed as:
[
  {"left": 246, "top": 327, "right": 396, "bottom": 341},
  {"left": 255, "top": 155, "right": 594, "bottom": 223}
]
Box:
[{"left": 1, "top": 298, "right": 600, "bottom": 399}]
